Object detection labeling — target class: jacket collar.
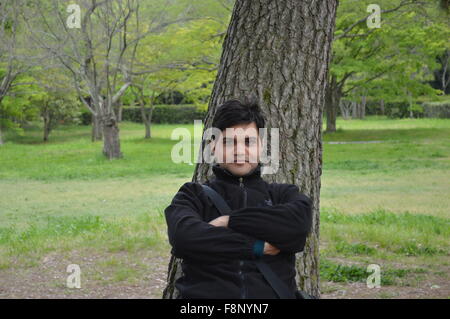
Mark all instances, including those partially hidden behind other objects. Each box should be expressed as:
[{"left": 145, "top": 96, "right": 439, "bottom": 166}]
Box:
[{"left": 212, "top": 162, "right": 262, "bottom": 185}]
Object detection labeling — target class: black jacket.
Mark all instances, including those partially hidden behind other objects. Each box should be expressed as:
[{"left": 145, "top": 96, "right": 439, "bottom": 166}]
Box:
[{"left": 164, "top": 163, "right": 313, "bottom": 299}]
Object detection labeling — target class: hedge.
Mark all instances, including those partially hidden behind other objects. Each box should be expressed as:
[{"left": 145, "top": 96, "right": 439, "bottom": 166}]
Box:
[
  {"left": 384, "top": 101, "right": 424, "bottom": 119},
  {"left": 79, "top": 104, "right": 207, "bottom": 125},
  {"left": 422, "top": 100, "right": 450, "bottom": 118}
]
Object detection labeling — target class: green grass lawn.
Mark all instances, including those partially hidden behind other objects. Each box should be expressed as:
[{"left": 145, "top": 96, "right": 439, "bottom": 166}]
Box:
[{"left": 0, "top": 116, "right": 449, "bottom": 298}]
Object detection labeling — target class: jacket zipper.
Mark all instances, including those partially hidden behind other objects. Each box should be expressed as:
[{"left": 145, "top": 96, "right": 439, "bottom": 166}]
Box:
[{"left": 239, "top": 176, "right": 247, "bottom": 299}]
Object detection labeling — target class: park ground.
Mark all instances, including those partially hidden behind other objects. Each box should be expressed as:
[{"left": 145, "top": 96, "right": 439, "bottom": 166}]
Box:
[{"left": 0, "top": 116, "right": 449, "bottom": 299}]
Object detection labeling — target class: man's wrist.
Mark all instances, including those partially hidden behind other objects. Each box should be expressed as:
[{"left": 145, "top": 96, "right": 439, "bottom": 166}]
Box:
[{"left": 252, "top": 240, "right": 265, "bottom": 257}]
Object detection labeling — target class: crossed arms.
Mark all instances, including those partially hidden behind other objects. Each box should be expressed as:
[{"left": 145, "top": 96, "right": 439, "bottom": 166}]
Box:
[{"left": 164, "top": 182, "right": 312, "bottom": 263}]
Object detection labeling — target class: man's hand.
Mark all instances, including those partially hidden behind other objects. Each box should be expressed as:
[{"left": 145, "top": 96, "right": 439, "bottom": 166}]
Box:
[
  {"left": 263, "top": 242, "right": 280, "bottom": 255},
  {"left": 208, "top": 215, "right": 230, "bottom": 227}
]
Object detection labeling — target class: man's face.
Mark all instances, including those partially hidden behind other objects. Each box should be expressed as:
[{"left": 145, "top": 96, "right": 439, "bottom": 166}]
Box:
[{"left": 212, "top": 122, "right": 262, "bottom": 176}]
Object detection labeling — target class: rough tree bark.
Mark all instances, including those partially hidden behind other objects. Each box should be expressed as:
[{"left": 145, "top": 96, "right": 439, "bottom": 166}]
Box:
[
  {"left": 163, "top": 0, "right": 337, "bottom": 299},
  {"left": 102, "top": 112, "right": 122, "bottom": 159}
]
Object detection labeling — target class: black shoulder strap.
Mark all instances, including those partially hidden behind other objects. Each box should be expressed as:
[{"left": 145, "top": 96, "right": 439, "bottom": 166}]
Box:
[
  {"left": 201, "top": 184, "right": 231, "bottom": 216},
  {"left": 253, "top": 260, "right": 295, "bottom": 299},
  {"left": 200, "top": 184, "right": 296, "bottom": 299}
]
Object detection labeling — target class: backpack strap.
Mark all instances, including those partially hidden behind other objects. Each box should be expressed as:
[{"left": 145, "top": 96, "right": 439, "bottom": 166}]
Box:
[
  {"left": 253, "top": 260, "right": 295, "bottom": 299},
  {"left": 201, "top": 184, "right": 296, "bottom": 299},
  {"left": 201, "top": 184, "right": 231, "bottom": 216}
]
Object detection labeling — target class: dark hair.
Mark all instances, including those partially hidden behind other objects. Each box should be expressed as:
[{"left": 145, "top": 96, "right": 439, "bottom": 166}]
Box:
[{"left": 211, "top": 98, "right": 265, "bottom": 133}]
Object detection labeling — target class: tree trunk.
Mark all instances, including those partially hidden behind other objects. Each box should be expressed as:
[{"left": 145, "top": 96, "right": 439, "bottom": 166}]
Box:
[
  {"left": 380, "top": 99, "right": 385, "bottom": 115},
  {"left": 43, "top": 113, "right": 51, "bottom": 142},
  {"left": 339, "top": 100, "right": 352, "bottom": 120},
  {"left": 325, "top": 75, "right": 341, "bottom": 133},
  {"left": 139, "top": 99, "right": 154, "bottom": 139},
  {"left": 42, "top": 104, "right": 52, "bottom": 142},
  {"left": 163, "top": 0, "right": 337, "bottom": 299},
  {"left": 102, "top": 113, "right": 122, "bottom": 159},
  {"left": 352, "top": 96, "right": 365, "bottom": 119},
  {"left": 144, "top": 108, "right": 153, "bottom": 139},
  {"left": 360, "top": 95, "right": 366, "bottom": 119},
  {"left": 352, "top": 101, "right": 359, "bottom": 119},
  {"left": 118, "top": 105, "right": 123, "bottom": 123},
  {"left": 0, "top": 98, "right": 4, "bottom": 145},
  {"left": 0, "top": 100, "right": 3, "bottom": 145},
  {"left": 408, "top": 90, "right": 413, "bottom": 118},
  {"left": 91, "top": 113, "right": 103, "bottom": 142},
  {"left": 114, "top": 103, "right": 123, "bottom": 122}
]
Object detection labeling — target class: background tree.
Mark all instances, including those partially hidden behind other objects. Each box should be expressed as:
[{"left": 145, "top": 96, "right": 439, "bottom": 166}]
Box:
[
  {"left": 430, "top": 49, "right": 450, "bottom": 95},
  {"left": 325, "top": 0, "right": 448, "bottom": 132},
  {"left": 0, "top": 0, "right": 46, "bottom": 144},
  {"left": 126, "top": 11, "right": 226, "bottom": 139},
  {"left": 32, "top": 68, "right": 82, "bottom": 142},
  {"left": 164, "top": 0, "right": 338, "bottom": 299}
]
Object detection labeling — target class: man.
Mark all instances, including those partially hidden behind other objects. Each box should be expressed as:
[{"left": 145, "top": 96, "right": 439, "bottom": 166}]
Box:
[{"left": 164, "top": 99, "right": 312, "bottom": 299}]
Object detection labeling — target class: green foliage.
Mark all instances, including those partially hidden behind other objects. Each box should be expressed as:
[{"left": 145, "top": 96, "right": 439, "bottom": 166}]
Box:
[
  {"left": 0, "top": 74, "right": 41, "bottom": 134},
  {"left": 320, "top": 259, "right": 428, "bottom": 285},
  {"left": 335, "top": 241, "right": 377, "bottom": 255},
  {"left": 122, "top": 0, "right": 229, "bottom": 112},
  {"left": 80, "top": 105, "right": 206, "bottom": 125},
  {"left": 395, "top": 242, "right": 446, "bottom": 256},
  {"left": 384, "top": 101, "right": 424, "bottom": 118},
  {"left": 333, "top": 0, "right": 449, "bottom": 105},
  {"left": 320, "top": 259, "right": 368, "bottom": 283}
]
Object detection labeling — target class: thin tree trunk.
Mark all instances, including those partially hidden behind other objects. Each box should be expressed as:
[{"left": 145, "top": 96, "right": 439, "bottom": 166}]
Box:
[
  {"left": 144, "top": 108, "right": 153, "bottom": 139},
  {"left": 43, "top": 115, "right": 50, "bottom": 142},
  {"left": 118, "top": 105, "right": 123, "bottom": 122},
  {"left": 43, "top": 123, "right": 51, "bottom": 142},
  {"left": 325, "top": 92, "right": 337, "bottom": 132},
  {"left": 339, "top": 100, "right": 352, "bottom": 120},
  {"left": 380, "top": 99, "right": 385, "bottom": 115},
  {"left": 137, "top": 89, "right": 155, "bottom": 139},
  {"left": 361, "top": 95, "right": 366, "bottom": 119},
  {"left": 114, "top": 102, "right": 123, "bottom": 122},
  {"left": 139, "top": 99, "right": 154, "bottom": 139},
  {"left": 352, "top": 101, "right": 358, "bottom": 119},
  {"left": 0, "top": 100, "right": 3, "bottom": 145},
  {"left": 42, "top": 105, "right": 51, "bottom": 142},
  {"left": 325, "top": 75, "right": 340, "bottom": 133},
  {"left": 408, "top": 90, "right": 413, "bottom": 118},
  {"left": 163, "top": 0, "right": 337, "bottom": 299},
  {"left": 441, "top": 50, "right": 449, "bottom": 94}
]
